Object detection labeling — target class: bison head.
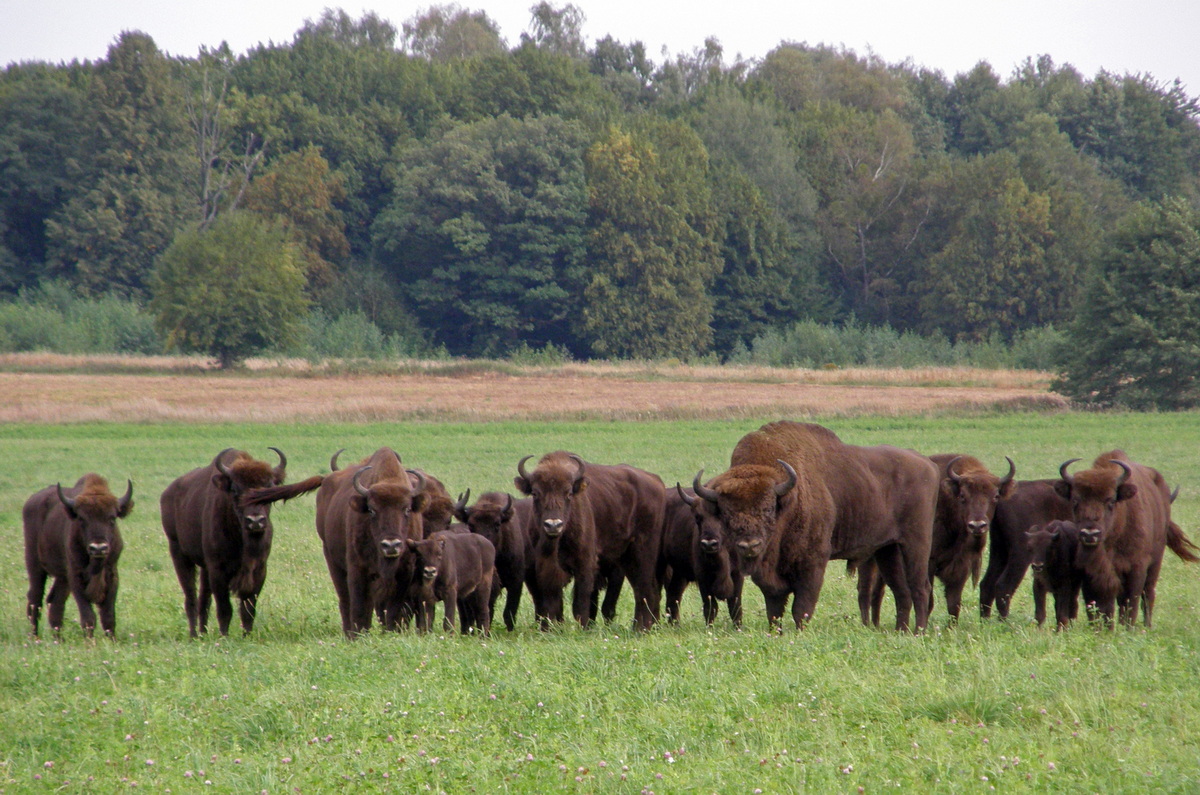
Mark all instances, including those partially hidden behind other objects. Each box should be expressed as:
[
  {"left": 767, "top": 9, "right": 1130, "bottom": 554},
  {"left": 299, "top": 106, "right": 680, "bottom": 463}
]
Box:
[
  {"left": 943, "top": 455, "right": 1016, "bottom": 538},
  {"left": 515, "top": 453, "right": 586, "bottom": 539},
  {"left": 58, "top": 476, "right": 133, "bottom": 559},
  {"left": 350, "top": 465, "right": 429, "bottom": 559},
  {"left": 1054, "top": 457, "right": 1137, "bottom": 547},
  {"left": 678, "top": 484, "right": 727, "bottom": 556},
  {"left": 213, "top": 448, "right": 287, "bottom": 536},
  {"left": 457, "top": 490, "right": 515, "bottom": 547},
  {"left": 406, "top": 534, "right": 448, "bottom": 582},
  {"left": 1024, "top": 520, "right": 1078, "bottom": 573},
  {"left": 693, "top": 460, "right": 796, "bottom": 561}
]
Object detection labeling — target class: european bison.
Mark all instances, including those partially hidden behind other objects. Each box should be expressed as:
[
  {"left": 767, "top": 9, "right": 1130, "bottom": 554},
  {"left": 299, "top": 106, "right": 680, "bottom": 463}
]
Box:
[
  {"left": 407, "top": 531, "right": 496, "bottom": 636},
  {"left": 662, "top": 484, "right": 744, "bottom": 627},
  {"left": 1024, "top": 520, "right": 1084, "bottom": 629},
  {"left": 24, "top": 475, "right": 132, "bottom": 637},
  {"left": 978, "top": 479, "right": 1073, "bottom": 619},
  {"left": 693, "top": 421, "right": 939, "bottom": 631},
  {"left": 1057, "top": 452, "right": 1200, "bottom": 627},
  {"left": 857, "top": 454, "right": 1015, "bottom": 624},
  {"left": 315, "top": 447, "right": 430, "bottom": 637},
  {"left": 455, "top": 490, "right": 534, "bottom": 631},
  {"left": 161, "top": 448, "right": 321, "bottom": 637},
  {"left": 331, "top": 448, "right": 453, "bottom": 534},
  {"left": 515, "top": 452, "right": 666, "bottom": 630}
]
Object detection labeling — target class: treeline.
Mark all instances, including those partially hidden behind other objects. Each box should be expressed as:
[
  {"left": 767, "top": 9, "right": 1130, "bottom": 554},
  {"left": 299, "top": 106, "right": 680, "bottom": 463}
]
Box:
[{"left": 2, "top": 4, "right": 1199, "bottom": 372}]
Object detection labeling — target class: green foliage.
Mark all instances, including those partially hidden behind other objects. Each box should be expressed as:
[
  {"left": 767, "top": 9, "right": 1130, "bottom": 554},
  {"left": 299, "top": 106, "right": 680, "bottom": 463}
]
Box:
[
  {"left": 1055, "top": 197, "right": 1200, "bottom": 408},
  {"left": 150, "top": 213, "right": 308, "bottom": 368},
  {"left": 0, "top": 280, "right": 160, "bottom": 353}
]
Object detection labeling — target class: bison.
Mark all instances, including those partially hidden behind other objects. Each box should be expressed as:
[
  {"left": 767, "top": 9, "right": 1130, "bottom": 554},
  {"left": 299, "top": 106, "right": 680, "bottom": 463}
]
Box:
[
  {"left": 331, "top": 448, "right": 454, "bottom": 534},
  {"left": 455, "top": 490, "right": 534, "bottom": 631},
  {"left": 161, "top": 448, "right": 321, "bottom": 637},
  {"left": 1057, "top": 452, "right": 1200, "bottom": 627},
  {"left": 693, "top": 421, "right": 939, "bottom": 631},
  {"left": 857, "top": 454, "right": 1015, "bottom": 625},
  {"left": 315, "top": 448, "right": 430, "bottom": 637},
  {"left": 978, "top": 479, "right": 1073, "bottom": 619},
  {"left": 514, "top": 452, "right": 666, "bottom": 630},
  {"left": 1023, "top": 520, "right": 1085, "bottom": 629},
  {"left": 24, "top": 475, "right": 132, "bottom": 637},
  {"left": 407, "top": 531, "right": 496, "bottom": 636},
  {"left": 662, "top": 484, "right": 744, "bottom": 627}
]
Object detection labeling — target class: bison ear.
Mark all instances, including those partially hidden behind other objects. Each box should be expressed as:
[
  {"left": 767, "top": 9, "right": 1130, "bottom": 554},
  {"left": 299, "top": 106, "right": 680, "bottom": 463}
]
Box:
[
  {"left": 1047, "top": 523, "right": 1060, "bottom": 536},
  {"left": 1053, "top": 480, "right": 1072, "bottom": 501},
  {"left": 411, "top": 492, "right": 430, "bottom": 514},
  {"left": 212, "top": 472, "right": 234, "bottom": 494},
  {"left": 513, "top": 476, "right": 532, "bottom": 496},
  {"left": 1116, "top": 483, "right": 1138, "bottom": 502},
  {"left": 571, "top": 476, "right": 587, "bottom": 496},
  {"left": 350, "top": 494, "right": 370, "bottom": 514},
  {"left": 406, "top": 538, "right": 418, "bottom": 551},
  {"left": 998, "top": 479, "right": 1017, "bottom": 500}
]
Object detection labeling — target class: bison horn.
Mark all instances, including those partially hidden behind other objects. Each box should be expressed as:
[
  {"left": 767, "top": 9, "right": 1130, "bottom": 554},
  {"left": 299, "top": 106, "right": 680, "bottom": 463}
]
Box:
[
  {"left": 330, "top": 448, "right": 345, "bottom": 471},
  {"left": 693, "top": 470, "right": 719, "bottom": 504},
  {"left": 999, "top": 456, "right": 1016, "bottom": 488},
  {"left": 945, "top": 455, "right": 964, "bottom": 484},
  {"left": 269, "top": 446, "right": 287, "bottom": 481},
  {"left": 118, "top": 479, "right": 134, "bottom": 514},
  {"left": 454, "top": 489, "right": 471, "bottom": 516},
  {"left": 56, "top": 482, "right": 77, "bottom": 512},
  {"left": 1112, "top": 459, "right": 1132, "bottom": 488},
  {"left": 568, "top": 454, "right": 586, "bottom": 488},
  {"left": 503, "top": 493, "right": 513, "bottom": 514},
  {"left": 775, "top": 459, "right": 798, "bottom": 497},
  {"left": 1170, "top": 485, "right": 1181, "bottom": 503},
  {"left": 352, "top": 466, "right": 373, "bottom": 498},
  {"left": 393, "top": 450, "right": 403, "bottom": 466},
  {"left": 516, "top": 455, "right": 533, "bottom": 485},
  {"left": 677, "top": 482, "right": 697, "bottom": 506},
  {"left": 407, "top": 468, "right": 427, "bottom": 496},
  {"left": 1058, "top": 458, "right": 1081, "bottom": 486},
  {"left": 214, "top": 448, "right": 236, "bottom": 479}
]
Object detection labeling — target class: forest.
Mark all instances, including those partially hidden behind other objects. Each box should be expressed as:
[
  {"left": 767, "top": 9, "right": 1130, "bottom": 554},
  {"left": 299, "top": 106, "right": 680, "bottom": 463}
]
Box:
[{"left": 2, "top": 4, "right": 1199, "bottom": 392}]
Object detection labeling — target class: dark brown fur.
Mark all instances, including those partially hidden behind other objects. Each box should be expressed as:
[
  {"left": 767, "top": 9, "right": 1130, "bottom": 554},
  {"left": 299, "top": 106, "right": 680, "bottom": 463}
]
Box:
[
  {"left": 161, "top": 448, "right": 318, "bottom": 637},
  {"left": 662, "top": 485, "right": 743, "bottom": 627},
  {"left": 407, "top": 531, "right": 496, "bottom": 636},
  {"left": 315, "top": 448, "right": 430, "bottom": 637},
  {"left": 979, "top": 479, "right": 1073, "bottom": 619},
  {"left": 456, "top": 491, "right": 534, "bottom": 631},
  {"left": 1024, "top": 520, "right": 1083, "bottom": 629},
  {"left": 515, "top": 452, "right": 667, "bottom": 630},
  {"left": 695, "top": 421, "right": 938, "bottom": 631},
  {"left": 1058, "top": 451, "right": 1197, "bottom": 627},
  {"left": 858, "top": 454, "right": 1015, "bottom": 624},
  {"left": 24, "top": 474, "right": 132, "bottom": 637}
]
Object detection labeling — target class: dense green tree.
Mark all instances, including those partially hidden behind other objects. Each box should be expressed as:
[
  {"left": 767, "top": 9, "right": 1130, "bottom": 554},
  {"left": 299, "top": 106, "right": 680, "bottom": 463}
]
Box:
[
  {"left": 581, "top": 122, "right": 721, "bottom": 358},
  {"left": 373, "top": 114, "right": 590, "bottom": 355},
  {"left": 150, "top": 212, "right": 307, "bottom": 368},
  {"left": 1055, "top": 197, "right": 1200, "bottom": 409},
  {"left": 587, "top": 35, "right": 654, "bottom": 110}
]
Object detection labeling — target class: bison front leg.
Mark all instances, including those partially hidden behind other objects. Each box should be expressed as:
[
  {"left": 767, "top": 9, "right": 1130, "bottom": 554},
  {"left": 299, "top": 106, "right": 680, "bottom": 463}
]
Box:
[
  {"left": 441, "top": 587, "right": 458, "bottom": 634},
  {"left": 762, "top": 591, "right": 788, "bottom": 632},
  {"left": 69, "top": 577, "right": 98, "bottom": 638},
  {"left": 239, "top": 593, "right": 258, "bottom": 635},
  {"left": 790, "top": 564, "right": 827, "bottom": 630},
  {"left": 1032, "top": 576, "right": 1049, "bottom": 627},
  {"left": 942, "top": 576, "right": 967, "bottom": 623},
  {"left": 345, "top": 569, "right": 373, "bottom": 637},
  {"left": 98, "top": 578, "right": 118, "bottom": 637},
  {"left": 572, "top": 571, "right": 596, "bottom": 628}
]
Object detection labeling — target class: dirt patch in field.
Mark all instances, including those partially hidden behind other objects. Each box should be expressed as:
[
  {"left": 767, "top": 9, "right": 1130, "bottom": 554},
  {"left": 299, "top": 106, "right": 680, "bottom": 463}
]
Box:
[{"left": 0, "top": 369, "right": 1067, "bottom": 423}]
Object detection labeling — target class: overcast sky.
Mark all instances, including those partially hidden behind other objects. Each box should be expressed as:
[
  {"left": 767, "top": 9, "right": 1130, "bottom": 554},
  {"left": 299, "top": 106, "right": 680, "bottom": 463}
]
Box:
[{"left": 5, "top": 0, "right": 1199, "bottom": 96}]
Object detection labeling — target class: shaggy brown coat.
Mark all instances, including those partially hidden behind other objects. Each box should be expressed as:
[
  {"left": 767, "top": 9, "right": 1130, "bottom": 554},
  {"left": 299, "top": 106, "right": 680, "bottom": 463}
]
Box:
[
  {"left": 979, "top": 479, "right": 1073, "bottom": 619},
  {"left": 161, "top": 448, "right": 321, "bottom": 637},
  {"left": 455, "top": 491, "right": 534, "bottom": 631},
  {"left": 407, "top": 531, "right": 496, "bottom": 636},
  {"left": 315, "top": 447, "right": 430, "bottom": 637},
  {"left": 1058, "top": 451, "right": 1200, "bottom": 627},
  {"left": 662, "top": 485, "right": 744, "bottom": 627},
  {"left": 24, "top": 474, "right": 132, "bottom": 637},
  {"left": 1023, "top": 520, "right": 1084, "bottom": 629},
  {"left": 694, "top": 421, "right": 939, "bottom": 631}
]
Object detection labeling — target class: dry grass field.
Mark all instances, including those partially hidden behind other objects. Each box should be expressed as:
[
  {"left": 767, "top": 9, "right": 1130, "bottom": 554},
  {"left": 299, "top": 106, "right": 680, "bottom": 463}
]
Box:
[{"left": 0, "top": 352, "right": 1064, "bottom": 422}]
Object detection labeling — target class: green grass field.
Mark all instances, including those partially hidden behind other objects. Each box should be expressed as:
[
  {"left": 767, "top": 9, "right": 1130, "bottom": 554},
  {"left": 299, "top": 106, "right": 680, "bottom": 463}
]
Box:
[{"left": 2, "top": 414, "right": 1199, "bottom": 792}]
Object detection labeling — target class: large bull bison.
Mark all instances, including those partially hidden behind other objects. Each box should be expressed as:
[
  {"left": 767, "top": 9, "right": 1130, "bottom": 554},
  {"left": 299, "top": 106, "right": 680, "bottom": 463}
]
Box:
[
  {"left": 692, "top": 421, "right": 939, "bottom": 631},
  {"left": 407, "top": 531, "right": 496, "bottom": 636},
  {"left": 978, "top": 479, "right": 1073, "bottom": 619},
  {"left": 663, "top": 484, "right": 744, "bottom": 627},
  {"left": 24, "top": 475, "right": 133, "bottom": 637},
  {"left": 331, "top": 448, "right": 454, "bottom": 534},
  {"left": 315, "top": 447, "right": 430, "bottom": 637},
  {"left": 455, "top": 490, "right": 534, "bottom": 631},
  {"left": 514, "top": 452, "right": 666, "bottom": 630},
  {"left": 1056, "top": 452, "right": 1200, "bottom": 627},
  {"left": 162, "top": 448, "right": 321, "bottom": 637},
  {"left": 856, "top": 454, "right": 1015, "bottom": 624}
]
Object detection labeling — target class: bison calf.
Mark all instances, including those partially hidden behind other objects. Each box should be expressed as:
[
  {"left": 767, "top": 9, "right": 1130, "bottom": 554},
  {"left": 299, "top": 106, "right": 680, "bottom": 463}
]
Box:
[
  {"left": 455, "top": 490, "right": 534, "bottom": 631},
  {"left": 24, "top": 475, "right": 133, "bottom": 638},
  {"left": 407, "top": 532, "right": 496, "bottom": 636},
  {"left": 662, "top": 484, "right": 743, "bottom": 627},
  {"left": 1024, "top": 520, "right": 1083, "bottom": 629}
]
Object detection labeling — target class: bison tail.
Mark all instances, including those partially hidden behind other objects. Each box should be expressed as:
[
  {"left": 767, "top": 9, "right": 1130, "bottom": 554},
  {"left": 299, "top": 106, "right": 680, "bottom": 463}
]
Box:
[
  {"left": 244, "top": 475, "right": 325, "bottom": 507},
  {"left": 844, "top": 560, "right": 858, "bottom": 577},
  {"left": 1167, "top": 521, "right": 1200, "bottom": 563}
]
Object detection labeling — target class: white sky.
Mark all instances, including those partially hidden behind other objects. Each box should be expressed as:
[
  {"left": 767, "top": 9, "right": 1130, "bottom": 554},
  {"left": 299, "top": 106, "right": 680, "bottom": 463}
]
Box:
[{"left": 4, "top": 1, "right": 1199, "bottom": 96}]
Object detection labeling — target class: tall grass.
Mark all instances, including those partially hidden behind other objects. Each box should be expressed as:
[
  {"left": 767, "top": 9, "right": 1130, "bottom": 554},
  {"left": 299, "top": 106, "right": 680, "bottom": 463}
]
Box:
[{"left": 2, "top": 415, "right": 1199, "bottom": 790}]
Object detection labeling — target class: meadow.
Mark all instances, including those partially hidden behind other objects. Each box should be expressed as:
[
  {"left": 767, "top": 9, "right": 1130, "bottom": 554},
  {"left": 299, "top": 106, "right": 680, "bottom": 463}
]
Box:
[{"left": 2, "top": 413, "right": 1200, "bottom": 792}]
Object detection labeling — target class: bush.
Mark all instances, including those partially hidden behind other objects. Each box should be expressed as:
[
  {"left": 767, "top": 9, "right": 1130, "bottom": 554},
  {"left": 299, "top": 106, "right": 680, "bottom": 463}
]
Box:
[{"left": 0, "top": 281, "right": 162, "bottom": 354}]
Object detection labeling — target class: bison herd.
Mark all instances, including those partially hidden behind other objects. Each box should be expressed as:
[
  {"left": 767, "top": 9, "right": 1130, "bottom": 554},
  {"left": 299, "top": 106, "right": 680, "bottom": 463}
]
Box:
[{"left": 22, "top": 421, "right": 1200, "bottom": 639}]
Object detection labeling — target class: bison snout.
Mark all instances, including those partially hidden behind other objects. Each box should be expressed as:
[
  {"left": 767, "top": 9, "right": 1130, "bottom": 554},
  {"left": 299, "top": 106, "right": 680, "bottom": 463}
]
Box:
[
  {"left": 380, "top": 539, "right": 405, "bottom": 558},
  {"left": 245, "top": 514, "right": 269, "bottom": 533},
  {"left": 735, "top": 538, "right": 764, "bottom": 559},
  {"left": 423, "top": 566, "right": 438, "bottom": 580},
  {"left": 967, "top": 520, "right": 989, "bottom": 536},
  {"left": 1030, "top": 561, "right": 1044, "bottom": 573},
  {"left": 542, "top": 518, "right": 565, "bottom": 537},
  {"left": 699, "top": 537, "right": 721, "bottom": 554},
  {"left": 87, "top": 542, "right": 110, "bottom": 557},
  {"left": 1079, "top": 528, "right": 1102, "bottom": 547}
]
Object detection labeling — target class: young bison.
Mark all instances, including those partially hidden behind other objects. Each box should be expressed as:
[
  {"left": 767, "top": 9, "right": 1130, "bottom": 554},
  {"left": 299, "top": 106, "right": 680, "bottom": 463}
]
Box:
[
  {"left": 1024, "top": 520, "right": 1083, "bottom": 629},
  {"left": 455, "top": 490, "right": 534, "bottom": 631},
  {"left": 24, "top": 475, "right": 133, "bottom": 637},
  {"left": 407, "top": 532, "right": 496, "bottom": 636}
]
